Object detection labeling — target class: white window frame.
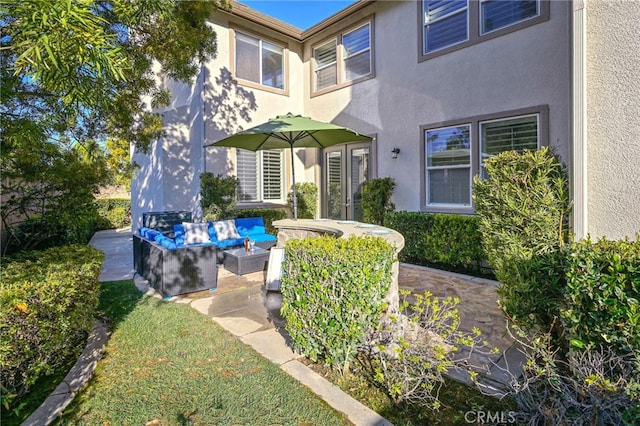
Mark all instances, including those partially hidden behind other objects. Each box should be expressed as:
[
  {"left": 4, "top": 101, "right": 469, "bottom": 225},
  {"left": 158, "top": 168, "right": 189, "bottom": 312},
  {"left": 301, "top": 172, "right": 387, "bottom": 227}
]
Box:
[
  {"left": 425, "top": 124, "right": 472, "bottom": 207},
  {"left": 234, "top": 30, "right": 286, "bottom": 91},
  {"left": 421, "top": 106, "right": 547, "bottom": 213}
]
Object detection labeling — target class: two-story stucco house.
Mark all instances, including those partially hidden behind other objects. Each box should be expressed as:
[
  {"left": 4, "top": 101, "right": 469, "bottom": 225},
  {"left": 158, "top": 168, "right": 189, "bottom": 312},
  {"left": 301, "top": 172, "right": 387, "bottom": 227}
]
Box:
[{"left": 131, "top": 0, "right": 640, "bottom": 240}]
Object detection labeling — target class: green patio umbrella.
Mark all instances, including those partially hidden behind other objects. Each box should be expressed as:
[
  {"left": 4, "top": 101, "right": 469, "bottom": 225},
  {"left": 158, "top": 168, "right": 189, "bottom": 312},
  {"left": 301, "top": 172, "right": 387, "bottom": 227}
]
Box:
[{"left": 206, "top": 113, "right": 373, "bottom": 219}]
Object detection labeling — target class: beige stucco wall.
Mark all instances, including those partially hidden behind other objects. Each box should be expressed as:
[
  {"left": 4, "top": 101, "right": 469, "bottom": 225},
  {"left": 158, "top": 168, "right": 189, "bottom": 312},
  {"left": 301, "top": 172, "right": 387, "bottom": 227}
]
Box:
[
  {"left": 132, "top": 12, "right": 309, "bottom": 228},
  {"left": 202, "top": 14, "right": 309, "bottom": 190},
  {"left": 586, "top": 0, "right": 640, "bottom": 240},
  {"left": 305, "top": 0, "right": 572, "bottom": 213}
]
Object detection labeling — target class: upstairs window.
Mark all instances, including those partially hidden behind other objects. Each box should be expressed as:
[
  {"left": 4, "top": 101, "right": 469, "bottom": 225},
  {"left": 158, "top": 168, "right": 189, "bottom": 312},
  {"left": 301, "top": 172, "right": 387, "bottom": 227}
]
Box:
[
  {"left": 420, "top": 0, "right": 546, "bottom": 59},
  {"left": 342, "top": 24, "right": 371, "bottom": 81},
  {"left": 314, "top": 40, "right": 337, "bottom": 91},
  {"left": 481, "top": 0, "right": 539, "bottom": 34},
  {"left": 423, "top": 0, "right": 468, "bottom": 53},
  {"left": 235, "top": 31, "right": 284, "bottom": 90},
  {"left": 312, "top": 21, "right": 373, "bottom": 93}
]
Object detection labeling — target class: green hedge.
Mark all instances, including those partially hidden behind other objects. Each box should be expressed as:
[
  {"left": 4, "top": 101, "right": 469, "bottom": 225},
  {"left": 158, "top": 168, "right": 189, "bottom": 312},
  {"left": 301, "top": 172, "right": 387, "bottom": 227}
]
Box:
[
  {"left": 94, "top": 198, "right": 131, "bottom": 230},
  {"left": 384, "top": 211, "right": 487, "bottom": 277},
  {"left": 281, "top": 235, "right": 395, "bottom": 373},
  {"left": 0, "top": 245, "right": 104, "bottom": 410},
  {"left": 234, "top": 208, "right": 288, "bottom": 235},
  {"left": 563, "top": 236, "right": 640, "bottom": 354}
]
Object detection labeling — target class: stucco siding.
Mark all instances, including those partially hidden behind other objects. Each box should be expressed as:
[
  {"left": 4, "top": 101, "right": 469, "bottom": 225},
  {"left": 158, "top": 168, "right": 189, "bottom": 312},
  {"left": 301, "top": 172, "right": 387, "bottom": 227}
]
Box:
[
  {"left": 306, "top": 0, "right": 572, "bottom": 212},
  {"left": 131, "top": 138, "right": 165, "bottom": 230},
  {"left": 586, "top": 0, "right": 640, "bottom": 239}
]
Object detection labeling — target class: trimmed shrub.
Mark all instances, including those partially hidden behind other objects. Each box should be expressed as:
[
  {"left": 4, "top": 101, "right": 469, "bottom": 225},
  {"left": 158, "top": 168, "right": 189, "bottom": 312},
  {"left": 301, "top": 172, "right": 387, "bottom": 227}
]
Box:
[
  {"left": 94, "top": 198, "right": 131, "bottom": 230},
  {"left": 287, "top": 182, "right": 318, "bottom": 219},
  {"left": 384, "top": 211, "right": 433, "bottom": 265},
  {"left": 0, "top": 245, "right": 104, "bottom": 410},
  {"left": 362, "top": 177, "right": 395, "bottom": 225},
  {"left": 473, "top": 147, "right": 571, "bottom": 333},
  {"left": 200, "top": 173, "right": 239, "bottom": 221},
  {"left": 4, "top": 202, "right": 99, "bottom": 255},
  {"left": 563, "top": 236, "right": 640, "bottom": 355},
  {"left": 423, "top": 214, "right": 485, "bottom": 273},
  {"left": 384, "top": 211, "right": 488, "bottom": 277},
  {"left": 281, "top": 235, "right": 395, "bottom": 374},
  {"left": 234, "top": 208, "right": 287, "bottom": 235}
]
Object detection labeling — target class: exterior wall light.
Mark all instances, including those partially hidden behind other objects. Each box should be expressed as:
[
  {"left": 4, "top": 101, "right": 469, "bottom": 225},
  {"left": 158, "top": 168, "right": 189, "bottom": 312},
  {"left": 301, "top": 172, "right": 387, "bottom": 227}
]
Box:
[{"left": 391, "top": 147, "right": 400, "bottom": 159}]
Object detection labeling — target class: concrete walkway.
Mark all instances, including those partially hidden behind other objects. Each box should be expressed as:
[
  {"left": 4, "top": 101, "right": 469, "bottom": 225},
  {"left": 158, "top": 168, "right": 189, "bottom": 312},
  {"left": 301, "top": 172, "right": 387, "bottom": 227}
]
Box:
[
  {"left": 90, "top": 230, "right": 391, "bottom": 426},
  {"left": 28, "top": 228, "right": 522, "bottom": 425}
]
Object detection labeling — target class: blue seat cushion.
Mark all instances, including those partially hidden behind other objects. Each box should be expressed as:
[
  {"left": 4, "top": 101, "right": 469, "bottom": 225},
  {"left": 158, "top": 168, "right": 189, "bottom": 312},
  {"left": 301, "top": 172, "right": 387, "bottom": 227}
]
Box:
[
  {"left": 235, "top": 217, "right": 266, "bottom": 237},
  {"left": 250, "top": 234, "right": 276, "bottom": 243},
  {"left": 214, "top": 237, "right": 245, "bottom": 249},
  {"left": 154, "top": 233, "right": 177, "bottom": 249}
]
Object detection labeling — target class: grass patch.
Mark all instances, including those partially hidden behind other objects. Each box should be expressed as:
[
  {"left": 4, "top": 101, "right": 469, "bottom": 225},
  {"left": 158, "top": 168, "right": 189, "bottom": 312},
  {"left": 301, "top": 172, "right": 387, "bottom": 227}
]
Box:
[
  {"left": 59, "top": 280, "right": 350, "bottom": 425},
  {"left": 303, "top": 359, "right": 517, "bottom": 425}
]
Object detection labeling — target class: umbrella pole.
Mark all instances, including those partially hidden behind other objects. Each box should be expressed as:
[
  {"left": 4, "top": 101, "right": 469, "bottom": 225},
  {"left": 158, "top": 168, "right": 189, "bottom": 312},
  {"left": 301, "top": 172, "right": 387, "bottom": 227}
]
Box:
[{"left": 290, "top": 143, "right": 298, "bottom": 220}]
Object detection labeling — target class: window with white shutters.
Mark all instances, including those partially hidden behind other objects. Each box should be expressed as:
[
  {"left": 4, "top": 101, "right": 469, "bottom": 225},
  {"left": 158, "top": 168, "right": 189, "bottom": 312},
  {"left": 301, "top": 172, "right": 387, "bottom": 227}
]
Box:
[{"left": 236, "top": 150, "right": 283, "bottom": 202}]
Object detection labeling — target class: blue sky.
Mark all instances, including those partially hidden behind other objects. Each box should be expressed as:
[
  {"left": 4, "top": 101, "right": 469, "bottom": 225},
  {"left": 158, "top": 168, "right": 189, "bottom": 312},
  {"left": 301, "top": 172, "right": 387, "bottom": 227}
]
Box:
[{"left": 239, "top": 1, "right": 358, "bottom": 30}]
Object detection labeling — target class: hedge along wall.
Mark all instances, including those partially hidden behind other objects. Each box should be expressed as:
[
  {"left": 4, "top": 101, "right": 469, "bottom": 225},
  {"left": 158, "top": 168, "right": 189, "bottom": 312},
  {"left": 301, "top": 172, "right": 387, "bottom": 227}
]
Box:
[
  {"left": 384, "top": 211, "right": 487, "bottom": 277},
  {"left": 281, "top": 235, "right": 396, "bottom": 373},
  {"left": 94, "top": 198, "right": 132, "bottom": 230},
  {"left": 563, "top": 236, "right": 640, "bottom": 355},
  {"left": 0, "top": 245, "right": 104, "bottom": 409}
]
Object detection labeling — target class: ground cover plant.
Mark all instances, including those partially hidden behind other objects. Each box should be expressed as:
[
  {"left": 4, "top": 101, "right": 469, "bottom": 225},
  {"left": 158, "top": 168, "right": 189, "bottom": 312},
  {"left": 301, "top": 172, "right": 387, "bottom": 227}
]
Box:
[{"left": 60, "top": 280, "right": 350, "bottom": 425}]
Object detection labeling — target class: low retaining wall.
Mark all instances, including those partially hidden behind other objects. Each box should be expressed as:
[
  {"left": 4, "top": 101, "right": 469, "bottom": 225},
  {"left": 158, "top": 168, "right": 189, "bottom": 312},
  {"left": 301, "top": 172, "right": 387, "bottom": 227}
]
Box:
[{"left": 273, "top": 219, "right": 405, "bottom": 314}]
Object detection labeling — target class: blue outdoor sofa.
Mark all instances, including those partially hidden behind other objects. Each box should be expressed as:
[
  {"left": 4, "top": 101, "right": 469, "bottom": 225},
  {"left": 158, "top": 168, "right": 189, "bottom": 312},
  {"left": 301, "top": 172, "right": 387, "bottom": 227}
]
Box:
[{"left": 133, "top": 216, "right": 277, "bottom": 297}]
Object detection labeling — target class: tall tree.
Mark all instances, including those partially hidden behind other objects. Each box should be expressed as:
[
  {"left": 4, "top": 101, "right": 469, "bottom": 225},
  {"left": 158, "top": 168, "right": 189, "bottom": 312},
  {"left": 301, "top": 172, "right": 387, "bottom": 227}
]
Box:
[{"left": 1, "top": 0, "right": 230, "bottom": 252}]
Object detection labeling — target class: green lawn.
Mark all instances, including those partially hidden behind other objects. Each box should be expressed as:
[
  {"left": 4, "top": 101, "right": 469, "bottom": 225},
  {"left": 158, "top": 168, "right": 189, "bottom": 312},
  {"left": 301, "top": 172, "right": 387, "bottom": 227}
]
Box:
[
  {"left": 58, "top": 280, "right": 350, "bottom": 425},
  {"left": 12, "top": 279, "right": 515, "bottom": 425}
]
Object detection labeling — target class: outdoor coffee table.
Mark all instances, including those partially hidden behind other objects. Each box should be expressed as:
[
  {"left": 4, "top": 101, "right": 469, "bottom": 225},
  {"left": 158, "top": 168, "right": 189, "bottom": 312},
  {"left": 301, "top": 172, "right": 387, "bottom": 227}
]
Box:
[{"left": 223, "top": 247, "right": 270, "bottom": 275}]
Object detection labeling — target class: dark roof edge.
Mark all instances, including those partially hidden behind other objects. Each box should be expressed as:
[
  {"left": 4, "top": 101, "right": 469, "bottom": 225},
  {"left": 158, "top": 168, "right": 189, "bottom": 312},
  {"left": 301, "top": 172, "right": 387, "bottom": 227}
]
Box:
[
  {"left": 225, "top": 1, "right": 304, "bottom": 39},
  {"left": 225, "top": 0, "right": 375, "bottom": 41},
  {"left": 301, "top": 0, "right": 375, "bottom": 39}
]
